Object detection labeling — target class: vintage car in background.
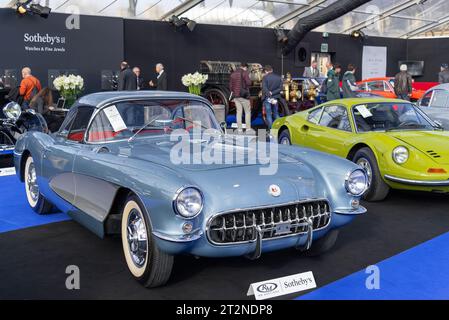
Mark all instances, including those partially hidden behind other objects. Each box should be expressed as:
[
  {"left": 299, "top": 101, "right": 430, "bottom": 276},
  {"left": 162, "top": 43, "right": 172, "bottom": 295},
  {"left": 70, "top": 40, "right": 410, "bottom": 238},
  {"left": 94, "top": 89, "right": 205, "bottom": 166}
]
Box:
[
  {"left": 1, "top": 102, "right": 48, "bottom": 167},
  {"left": 417, "top": 83, "right": 449, "bottom": 129},
  {"left": 200, "top": 60, "right": 290, "bottom": 122},
  {"left": 14, "top": 91, "right": 367, "bottom": 287},
  {"left": 273, "top": 98, "right": 449, "bottom": 201},
  {"left": 356, "top": 77, "right": 426, "bottom": 102}
]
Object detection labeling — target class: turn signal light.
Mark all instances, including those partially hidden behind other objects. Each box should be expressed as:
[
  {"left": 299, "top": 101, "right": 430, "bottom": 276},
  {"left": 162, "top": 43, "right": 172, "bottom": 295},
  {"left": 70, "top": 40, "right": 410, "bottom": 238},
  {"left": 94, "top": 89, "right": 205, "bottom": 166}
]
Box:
[{"left": 427, "top": 168, "right": 447, "bottom": 174}]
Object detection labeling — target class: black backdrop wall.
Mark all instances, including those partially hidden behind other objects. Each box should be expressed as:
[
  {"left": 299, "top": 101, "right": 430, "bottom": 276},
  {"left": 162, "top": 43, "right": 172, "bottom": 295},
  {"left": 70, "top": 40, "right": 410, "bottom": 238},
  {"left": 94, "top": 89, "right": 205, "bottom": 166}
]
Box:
[
  {"left": 0, "top": 8, "right": 446, "bottom": 94},
  {"left": 0, "top": 9, "right": 123, "bottom": 93},
  {"left": 124, "top": 19, "right": 408, "bottom": 91}
]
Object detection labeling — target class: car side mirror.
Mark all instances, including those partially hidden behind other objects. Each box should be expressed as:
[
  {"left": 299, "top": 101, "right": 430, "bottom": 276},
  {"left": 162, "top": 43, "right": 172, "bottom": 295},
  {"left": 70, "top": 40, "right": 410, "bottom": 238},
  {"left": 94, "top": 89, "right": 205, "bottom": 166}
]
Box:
[{"left": 220, "top": 121, "right": 227, "bottom": 134}]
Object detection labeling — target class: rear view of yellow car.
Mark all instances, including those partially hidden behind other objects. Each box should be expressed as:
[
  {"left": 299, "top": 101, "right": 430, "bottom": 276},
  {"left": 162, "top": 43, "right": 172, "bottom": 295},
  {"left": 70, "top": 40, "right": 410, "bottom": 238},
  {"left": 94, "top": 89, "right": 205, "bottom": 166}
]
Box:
[{"left": 273, "top": 98, "right": 449, "bottom": 201}]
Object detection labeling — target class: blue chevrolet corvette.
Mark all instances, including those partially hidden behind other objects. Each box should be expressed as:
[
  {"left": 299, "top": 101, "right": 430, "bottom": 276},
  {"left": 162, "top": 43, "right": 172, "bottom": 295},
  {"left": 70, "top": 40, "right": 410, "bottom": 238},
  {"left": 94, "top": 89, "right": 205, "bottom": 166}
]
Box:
[{"left": 14, "top": 91, "right": 367, "bottom": 287}]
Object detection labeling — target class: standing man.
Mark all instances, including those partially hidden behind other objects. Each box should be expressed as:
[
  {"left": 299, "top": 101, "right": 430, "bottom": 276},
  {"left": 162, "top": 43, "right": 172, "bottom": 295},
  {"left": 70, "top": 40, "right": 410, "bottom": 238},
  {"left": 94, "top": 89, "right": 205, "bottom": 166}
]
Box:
[
  {"left": 394, "top": 64, "right": 413, "bottom": 101},
  {"left": 133, "top": 67, "right": 145, "bottom": 90},
  {"left": 19, "top": 67, "right": 42, "bottom": 108},
  {"left": 303, "top": 60, "right": 320, "bottom": 78},
  {"left": 439, "top": 63, "right": 449, "bottom": 84},
  {"left": 149, "top": 63, "right": 168, "bottom": 91},
  {"left": 262, "top": 65, "right": 283, "bottom": 129},
  {"left": 342, "top": 64, "right": 358, "bottom": 98},
  {"left": 229, "top": 62, "right": 252, "bottom": 134},
  {"left": 118, "top": 61, "right": 137, "bottom": 91},
  {"left": 326, "top": 62, "right": 341, "bottom": 102}
]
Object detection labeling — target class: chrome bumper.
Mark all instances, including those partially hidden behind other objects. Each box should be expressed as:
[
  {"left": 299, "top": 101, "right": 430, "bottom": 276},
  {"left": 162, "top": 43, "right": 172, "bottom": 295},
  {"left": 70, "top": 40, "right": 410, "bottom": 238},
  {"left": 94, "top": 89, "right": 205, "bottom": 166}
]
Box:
[{"left": 385, "top": 174, "right": 449, "bottom": 187}]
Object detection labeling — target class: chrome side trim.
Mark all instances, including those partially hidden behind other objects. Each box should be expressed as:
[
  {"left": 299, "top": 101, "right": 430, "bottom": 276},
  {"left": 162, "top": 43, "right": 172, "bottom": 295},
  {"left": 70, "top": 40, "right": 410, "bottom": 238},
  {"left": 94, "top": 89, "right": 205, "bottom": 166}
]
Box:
[{"left": 384, "top": 174, "right": 449, "bottom": 187}]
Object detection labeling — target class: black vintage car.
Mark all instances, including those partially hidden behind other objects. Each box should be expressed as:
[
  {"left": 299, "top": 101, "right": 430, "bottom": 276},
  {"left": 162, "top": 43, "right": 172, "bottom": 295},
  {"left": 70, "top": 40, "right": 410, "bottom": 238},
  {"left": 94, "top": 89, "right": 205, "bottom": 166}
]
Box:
[{"left": 200, "top": 61, "right": 290, "bottom": 121}]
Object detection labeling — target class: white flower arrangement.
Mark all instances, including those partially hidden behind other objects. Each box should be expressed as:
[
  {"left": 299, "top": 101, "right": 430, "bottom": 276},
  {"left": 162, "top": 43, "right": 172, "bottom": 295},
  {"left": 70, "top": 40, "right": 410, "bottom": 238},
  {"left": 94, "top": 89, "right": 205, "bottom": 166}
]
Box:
[
  {"left": 53, "top": 74, "right": 84, "bottom": 107},
  {"left": 182, "top": 72, "right": 208, "bottom": 95},
  {"left": 53, "top": 74, "right": 84, "bottom": 92}
]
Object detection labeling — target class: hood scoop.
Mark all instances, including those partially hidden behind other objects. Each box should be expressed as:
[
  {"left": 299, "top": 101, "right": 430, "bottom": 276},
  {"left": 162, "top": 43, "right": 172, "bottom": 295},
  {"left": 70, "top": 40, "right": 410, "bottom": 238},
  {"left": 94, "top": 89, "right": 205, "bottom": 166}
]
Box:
[{"left": 426, "top": 150, "right": 442, "bottom": 159}]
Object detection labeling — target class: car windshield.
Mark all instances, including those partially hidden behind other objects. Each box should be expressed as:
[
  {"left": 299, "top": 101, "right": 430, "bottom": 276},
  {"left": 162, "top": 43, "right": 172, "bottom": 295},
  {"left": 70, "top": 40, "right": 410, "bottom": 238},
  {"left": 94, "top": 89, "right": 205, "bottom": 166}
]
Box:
[
  {"left": 352, "top": 102, "right": 435, "bottom": 132},
  {"left": 87, "top": 99, "right": 220, "bottom": 143}
]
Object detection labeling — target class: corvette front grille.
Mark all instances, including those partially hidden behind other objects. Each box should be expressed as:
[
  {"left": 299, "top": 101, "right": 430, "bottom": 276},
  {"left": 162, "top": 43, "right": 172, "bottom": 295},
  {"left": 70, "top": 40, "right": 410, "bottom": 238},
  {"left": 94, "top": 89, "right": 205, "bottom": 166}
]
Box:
[{"left": 207, "top": 200, "right": 331, "bottom": 245}]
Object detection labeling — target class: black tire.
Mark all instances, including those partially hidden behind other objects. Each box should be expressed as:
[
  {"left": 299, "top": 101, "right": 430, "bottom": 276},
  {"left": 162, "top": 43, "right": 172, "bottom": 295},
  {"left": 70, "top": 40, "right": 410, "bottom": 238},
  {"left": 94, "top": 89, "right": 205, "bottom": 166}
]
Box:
[
  {"left": 203, "top": 87, "right": 231, "bottom": 115},
  {"left": 278, "top": 98, "right": 291, "bottom": 118},
  {"left": 305, "top": 229, "right": 339, "bottom": 257},
  {"left": 352, "top": 147, "right": 390, "bottom": 201},
  {"left": 278, "top": 129, "right": 291, "bottom": 145},
  {"left": 24, "top": 155, "right": 53, "bottom": 214},
  {"left": 121, "top": 195, "right": 174, "bottom": 288}
]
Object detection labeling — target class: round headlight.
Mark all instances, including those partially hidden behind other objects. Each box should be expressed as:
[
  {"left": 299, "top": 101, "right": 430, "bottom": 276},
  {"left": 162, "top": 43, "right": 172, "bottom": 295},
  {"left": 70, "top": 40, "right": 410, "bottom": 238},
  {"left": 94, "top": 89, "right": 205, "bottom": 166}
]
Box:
[
  {"left": 3, "top": 102, "right": 22, "bottom": 120},
  {"left": 173, "top": 187, "right": 203, "bottom": 218},
  {"left": 393, "top": 146, "right": 409, "bottom": 164},
  {"left": 345, "top": 169, "right": 368, "bottom": 196}
]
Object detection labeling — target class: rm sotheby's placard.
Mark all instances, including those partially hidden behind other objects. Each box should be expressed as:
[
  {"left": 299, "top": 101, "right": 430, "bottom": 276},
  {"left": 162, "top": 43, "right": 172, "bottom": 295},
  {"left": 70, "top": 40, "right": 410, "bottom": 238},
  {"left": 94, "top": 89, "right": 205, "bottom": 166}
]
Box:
[
  {"left": 247, "top": 271, "right": 317, "bottom": 300},
  {"left": 0, "top": 167, "right": 16, "bottom": 177}
]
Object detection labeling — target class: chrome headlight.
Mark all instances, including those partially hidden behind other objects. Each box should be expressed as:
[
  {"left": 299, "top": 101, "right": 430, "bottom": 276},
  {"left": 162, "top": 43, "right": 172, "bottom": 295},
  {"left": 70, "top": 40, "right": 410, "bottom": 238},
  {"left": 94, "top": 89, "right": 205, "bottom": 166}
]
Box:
[
  {"left": 173, "top": 187, "right": 203, "bottom": 218},
  {"left": 345, "top": 169, "right": 368, "bottom": 196},
  {"left": 393, "top": 146, "right": 409, "bottom": 164},
  {"left": 3, "top": 102, "right": 21, "bottom": 120}
]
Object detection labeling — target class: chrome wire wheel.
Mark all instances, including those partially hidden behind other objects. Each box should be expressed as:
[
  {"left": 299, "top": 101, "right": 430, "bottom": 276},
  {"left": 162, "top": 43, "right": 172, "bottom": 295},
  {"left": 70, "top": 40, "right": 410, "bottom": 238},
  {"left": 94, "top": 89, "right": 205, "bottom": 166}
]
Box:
[
  {"left": 357, "top": 157, "right": 372, "bottom": 186},
  {"left": 126, "top": 208, "right": 148, "bottom": 268}
]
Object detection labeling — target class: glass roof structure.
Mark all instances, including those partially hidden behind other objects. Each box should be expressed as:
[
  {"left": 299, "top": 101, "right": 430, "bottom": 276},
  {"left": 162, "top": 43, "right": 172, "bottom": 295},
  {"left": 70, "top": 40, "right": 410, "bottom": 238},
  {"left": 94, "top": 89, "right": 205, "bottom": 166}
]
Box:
[{"left": 2, "top": 0, "right": 449, "bottom": 38}]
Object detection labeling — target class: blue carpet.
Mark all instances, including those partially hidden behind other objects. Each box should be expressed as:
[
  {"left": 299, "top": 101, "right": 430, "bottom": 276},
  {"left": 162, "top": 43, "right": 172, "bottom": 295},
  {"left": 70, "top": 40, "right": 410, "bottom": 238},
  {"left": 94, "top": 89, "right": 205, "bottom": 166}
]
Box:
[
  {"left": 226, "top": 114, "right": 265, "bottom": 127},
  {"left": 297, "top": 232, "right": 449, "bottom": 300},
  {"left": 0, "top": 175, "right": 70, "bottom": 233}
]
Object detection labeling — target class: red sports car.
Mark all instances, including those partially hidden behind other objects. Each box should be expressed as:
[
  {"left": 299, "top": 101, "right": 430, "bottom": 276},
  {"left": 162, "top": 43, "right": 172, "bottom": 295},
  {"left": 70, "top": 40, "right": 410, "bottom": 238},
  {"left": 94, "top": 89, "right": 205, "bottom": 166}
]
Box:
[{"left": 356, "top": 77, "right": 426, "bottom": 101}]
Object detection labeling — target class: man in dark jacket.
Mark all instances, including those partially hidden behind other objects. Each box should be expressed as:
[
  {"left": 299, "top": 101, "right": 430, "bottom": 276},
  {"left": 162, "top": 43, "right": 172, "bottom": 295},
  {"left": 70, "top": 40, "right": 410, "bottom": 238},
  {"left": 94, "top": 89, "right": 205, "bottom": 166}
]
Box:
[
  {"left": 394, "top": 64, "right": 413, "bottom": 101},
  {"left": 439, "top": 64, "right": 449, "bottom": 84},
  {"left": 118, "top": 61, "right": 137, "bottom": 91},
  {"left": 133, "top": 67, "right": 145, "bottom": 90},
  {"left": 149, "top": 63, "right": 168, "bottom": 91},
  {"left": 326, "top": 62, "right": 341, "bottom": 101},
  {"left": 262, "top": 65, "right": 283, "bottom": 129},
  {"left": 342, "top": 64, "right": 358, "bottom": 98},
  {"left": 229, "top": 63, "right": 252, "bottom": 133}
]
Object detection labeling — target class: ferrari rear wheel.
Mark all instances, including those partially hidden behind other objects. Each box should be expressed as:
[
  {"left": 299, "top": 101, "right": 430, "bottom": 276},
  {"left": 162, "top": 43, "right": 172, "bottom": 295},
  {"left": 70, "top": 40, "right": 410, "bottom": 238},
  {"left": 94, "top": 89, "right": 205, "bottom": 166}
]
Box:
[
  {"left": 24, "top": 155, "right": 53, "bottom": 214},
  {"left": 121, "top": 195, "right": 174, "bottom": 288},
  {"left": 353, "top": 148, "right": 390, "bottom": 202}
]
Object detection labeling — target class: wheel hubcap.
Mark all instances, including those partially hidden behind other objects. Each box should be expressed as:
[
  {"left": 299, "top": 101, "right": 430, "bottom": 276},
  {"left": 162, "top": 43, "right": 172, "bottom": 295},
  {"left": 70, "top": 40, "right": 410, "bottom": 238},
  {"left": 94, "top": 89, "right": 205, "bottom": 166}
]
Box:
[
  {"left": 280, "top": 137, "right": 290, "bottom": 145},
  {"left": 357, "top": 158, "right": 373, "bottom": 186},
  {"left": 27, "top": 162, "right": 39, "bottom": 202},
  {"left": 126, "top": 209, "right": 148, "bottom": 268}
]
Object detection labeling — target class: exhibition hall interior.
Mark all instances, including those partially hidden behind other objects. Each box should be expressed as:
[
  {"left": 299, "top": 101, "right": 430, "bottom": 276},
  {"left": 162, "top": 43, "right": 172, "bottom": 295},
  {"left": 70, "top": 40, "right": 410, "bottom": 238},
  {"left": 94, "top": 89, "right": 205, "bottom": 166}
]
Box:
[{"left": 2, "top": 0, "right": 449, "bottom": 302}]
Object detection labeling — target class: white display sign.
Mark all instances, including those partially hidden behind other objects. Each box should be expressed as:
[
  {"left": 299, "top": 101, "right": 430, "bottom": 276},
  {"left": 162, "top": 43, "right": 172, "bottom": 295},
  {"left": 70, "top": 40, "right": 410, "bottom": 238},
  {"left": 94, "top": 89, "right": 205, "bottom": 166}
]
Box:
[
  {"left": 0, "top": 167, "right": 16, "bottom": 177},
  {"left": 103, "top": 105, "right": 127, "bottom": 132},
  {"left": 362, "top": 46, "right": 387, "bottom": 79},
  {"left": 247, "top": 271, "right": 317, "bottom": 300}
]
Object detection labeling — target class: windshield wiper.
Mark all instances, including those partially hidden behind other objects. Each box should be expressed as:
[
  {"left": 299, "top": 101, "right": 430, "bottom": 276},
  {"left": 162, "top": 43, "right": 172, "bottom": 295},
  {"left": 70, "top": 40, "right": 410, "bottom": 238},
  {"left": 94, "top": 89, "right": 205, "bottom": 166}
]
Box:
[
  {"left": 128, "top": 114, "right": 166, "bottom": 142},
  {"left": 174, "top": 116, "right": 210, "bottom": 131}
]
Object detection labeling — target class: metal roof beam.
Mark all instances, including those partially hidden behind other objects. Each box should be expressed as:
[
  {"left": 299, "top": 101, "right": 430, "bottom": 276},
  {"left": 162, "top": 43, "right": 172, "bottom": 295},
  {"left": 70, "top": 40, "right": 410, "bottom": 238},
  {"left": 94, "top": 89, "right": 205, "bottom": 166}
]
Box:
[
  {"left": 265, "top": 0, "right": 326, "bottom": 28},
  {"left": 160, "top": 0, "right": 205, "bottom": 20},
  {"left": 401, "top": 15, "right": 449, "bottom": 38},
  {"left": 341, "top": 0, "right": 422, "bottom": 34}
]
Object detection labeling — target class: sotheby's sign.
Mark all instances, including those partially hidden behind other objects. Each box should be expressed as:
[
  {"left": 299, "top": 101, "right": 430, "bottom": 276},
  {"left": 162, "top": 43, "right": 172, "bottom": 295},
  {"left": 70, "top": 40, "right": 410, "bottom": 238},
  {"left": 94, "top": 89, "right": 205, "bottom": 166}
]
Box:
[
  {"left": 247, "top": 271, "right": 317, "bottom": 300},
  {"left": 23, "top": 32, "right": 67, "bottom": 53}
]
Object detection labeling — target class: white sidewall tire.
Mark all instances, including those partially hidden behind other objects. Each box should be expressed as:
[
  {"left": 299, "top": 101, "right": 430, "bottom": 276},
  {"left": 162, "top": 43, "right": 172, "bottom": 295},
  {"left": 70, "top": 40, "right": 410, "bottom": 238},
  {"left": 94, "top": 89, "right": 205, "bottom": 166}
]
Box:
[
  {"left": 24, "top": 156, "right": 38, "bottom": 208},
  {"left": 121, "top": 200, "right": 149, "bottom": 279}
]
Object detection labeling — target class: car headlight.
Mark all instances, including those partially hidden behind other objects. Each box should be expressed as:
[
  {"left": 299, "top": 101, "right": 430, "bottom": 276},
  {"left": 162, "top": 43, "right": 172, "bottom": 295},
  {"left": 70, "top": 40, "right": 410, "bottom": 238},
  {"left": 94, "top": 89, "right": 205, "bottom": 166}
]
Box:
[
  {"left": 345, "top": 169, "right": 368, "bottom": 196},
  {"left": 3, "top": 102, "right": 21, "bottom": 120},
  {"left": 393, "top": 146, "right": 409, "bottom": 164},
  {"left": 173, "top": 187, "right": 203, "bottom": 218}
]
